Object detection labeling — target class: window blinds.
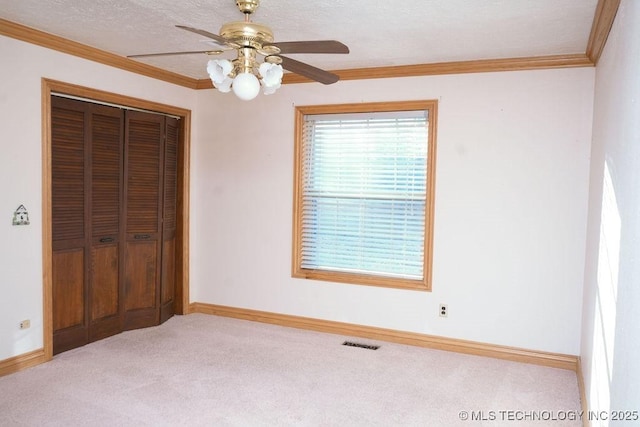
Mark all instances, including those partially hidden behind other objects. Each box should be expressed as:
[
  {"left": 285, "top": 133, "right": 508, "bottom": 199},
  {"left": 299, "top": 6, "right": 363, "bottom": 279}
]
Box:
[{"left": 300, "top": 110, "right": 428, "bottom": 279}]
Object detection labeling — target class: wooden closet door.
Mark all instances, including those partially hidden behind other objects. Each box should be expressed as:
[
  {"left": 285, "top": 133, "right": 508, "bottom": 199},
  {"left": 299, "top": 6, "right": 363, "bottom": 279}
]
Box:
[
  {"left": 160, "top": 117, "right": 179, "bottom": 323},
  {"left": 52, "top": 97, "right": 124, "bottom": 354},
  {"left": 51, "top": 97, "right": 89, "bottom": 354},
  {"left": 88, "top": 106, "right": 125, "bottom": 342},
  {"left": 123, "top": 111, "right": 164, "bottom": 330},
  {"left": 52, "top": 97, "right": 177, "bottom": 353}
]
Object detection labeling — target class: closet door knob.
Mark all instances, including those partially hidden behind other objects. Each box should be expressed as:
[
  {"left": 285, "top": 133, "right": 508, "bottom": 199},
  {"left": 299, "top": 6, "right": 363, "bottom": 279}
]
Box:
[
  {"left": 99, "top": 237, "right": 115, "bottom": 243},
  {"left": 134, "top": 234, "right": 151, "bottom": 240}
]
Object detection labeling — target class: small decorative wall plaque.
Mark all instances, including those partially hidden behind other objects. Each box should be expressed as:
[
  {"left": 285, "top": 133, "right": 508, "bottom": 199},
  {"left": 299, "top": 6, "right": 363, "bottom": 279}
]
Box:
[{"left": 12, "top": 205, "right": 30, "bottom": 226}]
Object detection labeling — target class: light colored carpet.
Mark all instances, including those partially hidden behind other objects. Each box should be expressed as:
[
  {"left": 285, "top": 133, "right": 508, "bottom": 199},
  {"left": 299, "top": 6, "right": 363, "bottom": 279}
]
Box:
[{"left": 0, "top": 313, "right": 581, "bottom": 426}]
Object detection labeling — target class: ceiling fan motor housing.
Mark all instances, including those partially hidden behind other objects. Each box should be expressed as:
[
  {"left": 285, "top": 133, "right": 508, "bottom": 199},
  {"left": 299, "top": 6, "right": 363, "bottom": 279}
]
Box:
[{"left": 220, "top": 21, "right": 281, "bottom": 58}]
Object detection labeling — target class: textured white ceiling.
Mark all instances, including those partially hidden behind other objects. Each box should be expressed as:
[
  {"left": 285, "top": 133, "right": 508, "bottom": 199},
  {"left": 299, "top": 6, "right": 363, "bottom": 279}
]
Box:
[{"left": 0, "top": 0, "right": 598, "bottom": 80}]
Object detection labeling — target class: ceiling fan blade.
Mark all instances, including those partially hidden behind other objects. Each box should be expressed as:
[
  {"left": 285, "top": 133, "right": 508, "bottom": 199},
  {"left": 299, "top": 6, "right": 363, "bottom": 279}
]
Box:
[
  {"left": 279, "top": 56, "right": 339, "bottom": 85},
  {"left": 175, "top": 25, "right": 237, "bottom": 48},
  {"left": 128, "top": 50, "right": 222, "bottom": 58},
  {"left": 267, "top": 40, "right": 349, "bottom": 55}
]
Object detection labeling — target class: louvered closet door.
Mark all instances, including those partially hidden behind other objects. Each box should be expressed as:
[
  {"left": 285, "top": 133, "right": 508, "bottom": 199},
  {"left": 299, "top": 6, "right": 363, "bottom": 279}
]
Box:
[
  {"left": 88, "top": 105, "right": 124, "bottom": 342},
  {"left": 51, "top": 97, "right": 89, "bottom": 354},
  {"left": 52, "top": 97, "right": 178, "bottom": 353},
  {"left": 123, "top": 111, "right": 165, "bottom": 330},
  {"left": 51, "top": 97, "right": 124, "bottom": 354},
  {"left": 160, "top": 117, "right": 179, "bottom": 324}
]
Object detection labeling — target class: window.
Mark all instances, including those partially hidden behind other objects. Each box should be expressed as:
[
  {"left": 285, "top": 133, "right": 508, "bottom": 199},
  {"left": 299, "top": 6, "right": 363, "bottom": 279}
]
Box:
[{"left": 292, "top": 101, "right": 437, "bottom": 291}]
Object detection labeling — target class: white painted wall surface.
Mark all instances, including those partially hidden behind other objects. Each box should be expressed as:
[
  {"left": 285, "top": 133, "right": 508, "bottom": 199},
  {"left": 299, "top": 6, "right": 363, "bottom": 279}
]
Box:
[
  {"left": 0, "top": 35, "right": 197, "bottom": 361},
  {"left": 193, "top": 67, "right": 594, "bottom": 355},
  {"left": 581, "top": 0, "right": 640, "bottom": 419},
  {"left": 0, "top": 30, "right": 595, "bottom": 363}
]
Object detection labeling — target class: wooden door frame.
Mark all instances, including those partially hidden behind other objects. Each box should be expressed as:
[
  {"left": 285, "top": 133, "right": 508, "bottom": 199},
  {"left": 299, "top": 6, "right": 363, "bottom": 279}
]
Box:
[{"left": 42, "top": 78, "right": 191, "bottom": 360}]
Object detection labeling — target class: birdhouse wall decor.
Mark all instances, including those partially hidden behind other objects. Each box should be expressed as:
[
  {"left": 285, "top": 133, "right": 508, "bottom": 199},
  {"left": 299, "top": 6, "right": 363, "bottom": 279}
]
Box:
[{"left": 12, "top": 205, "right": 30, "bottom": 226}]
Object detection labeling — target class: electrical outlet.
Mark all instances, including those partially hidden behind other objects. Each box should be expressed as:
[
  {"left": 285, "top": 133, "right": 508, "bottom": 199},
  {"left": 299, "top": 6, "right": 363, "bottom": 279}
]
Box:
[
  {"left": 19, "top": 319, "right": 31, "bottom": 330},
  {"left": 439, "top": 304, "right": 448, "bottom": 318}
]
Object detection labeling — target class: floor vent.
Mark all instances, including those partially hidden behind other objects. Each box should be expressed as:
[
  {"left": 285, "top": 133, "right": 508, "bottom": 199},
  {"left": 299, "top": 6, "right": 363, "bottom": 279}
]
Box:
[{"left": 342, "top": 341, "right": 380, "bottom": 350}]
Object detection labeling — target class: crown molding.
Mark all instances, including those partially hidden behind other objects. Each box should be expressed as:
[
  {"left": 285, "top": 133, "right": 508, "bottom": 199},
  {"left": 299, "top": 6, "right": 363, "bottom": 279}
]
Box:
[
  {"left": 193, "top": 54, "right": 593, "bottom": 89},
  {"left": 0, "top": 18, "right": 198, "bottom": 89},
  {"left": 1, "top": 12, "right": 603, "bottom": 91},
  {"left": 586, "top": 0, "right": 621, "bottom": 64},
  {"left": 195, "top": 78, "right": 216, "bottom": 90},
  {"left": 280, "top": 54, "right": 593, "bottom": 85}
]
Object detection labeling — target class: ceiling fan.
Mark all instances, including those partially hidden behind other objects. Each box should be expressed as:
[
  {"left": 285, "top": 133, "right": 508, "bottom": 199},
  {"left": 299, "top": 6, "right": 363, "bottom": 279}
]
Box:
[{"left": 128, "top": 0, "right": 349, "bottom": 100}]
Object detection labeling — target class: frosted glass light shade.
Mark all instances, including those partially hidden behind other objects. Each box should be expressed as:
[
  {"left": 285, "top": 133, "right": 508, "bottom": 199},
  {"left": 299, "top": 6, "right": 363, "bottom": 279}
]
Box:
[
  {"left": 207, "top": 59, "right": 233, "bottom": 93},
  {"left": 259, "top": 62, "right": 283, "bottom": 95},
  {"left": 232, "top": 72, "right": 261, "bottom": 101}
]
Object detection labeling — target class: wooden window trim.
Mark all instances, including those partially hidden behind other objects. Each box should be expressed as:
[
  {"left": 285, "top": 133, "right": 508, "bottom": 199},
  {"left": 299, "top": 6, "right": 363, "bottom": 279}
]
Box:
[{"left": 292, "top": 100, "right": 438, "bottom": 291}]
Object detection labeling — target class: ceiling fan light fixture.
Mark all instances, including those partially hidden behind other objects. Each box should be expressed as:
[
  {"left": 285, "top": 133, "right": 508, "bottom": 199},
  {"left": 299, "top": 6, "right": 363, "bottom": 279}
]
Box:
[
  {"left": 216, "top": 77, "right": 234, "bottom": 93},
  {"left": 207, "top": 57, "right": 283, "bottom": 100},
  {"left": 259, "top": 62, "right": 283, "bottom": 95},
  {"left": 207, "top": 59, "right": 234, "bottom": 92},
  {"left": 232, "top": 72, "right": 261, "bottom": 101}
]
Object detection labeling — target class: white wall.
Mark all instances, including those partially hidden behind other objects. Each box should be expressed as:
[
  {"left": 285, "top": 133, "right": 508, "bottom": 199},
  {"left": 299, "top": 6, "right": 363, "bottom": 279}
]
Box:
[
  {"left": 193, "top": 67, "right": 594, "bottom": 355},
  {"left": 581, "top": 0, "right": 640, "bottom": 419},
  {"left": 0, "top": 35, "right": 197, "bottom": 361},
  {"left": 0, "top": 28, "right": 596, "bottom": 363}
]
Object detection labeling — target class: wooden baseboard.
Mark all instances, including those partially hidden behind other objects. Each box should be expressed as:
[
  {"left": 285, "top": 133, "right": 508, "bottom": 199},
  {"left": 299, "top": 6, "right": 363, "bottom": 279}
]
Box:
[
  {"left": 0, "top": 307, "right": 582, "bottom": 381},
  {"left": 577, "top": 358, "right": 590, "bottom": 427},
  {"left": 190, "top": 302, "right": 578, "bottom": 371},
  {"left": 0, "top": 349, "right": 47, "bottom": 377}
]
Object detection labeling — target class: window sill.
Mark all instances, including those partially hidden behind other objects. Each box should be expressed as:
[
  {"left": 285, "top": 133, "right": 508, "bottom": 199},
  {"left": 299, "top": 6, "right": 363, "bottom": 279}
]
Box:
[{"left": 292, "top": 269, "right": 431, "bottom": 292}]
